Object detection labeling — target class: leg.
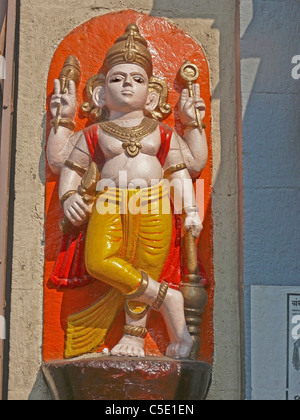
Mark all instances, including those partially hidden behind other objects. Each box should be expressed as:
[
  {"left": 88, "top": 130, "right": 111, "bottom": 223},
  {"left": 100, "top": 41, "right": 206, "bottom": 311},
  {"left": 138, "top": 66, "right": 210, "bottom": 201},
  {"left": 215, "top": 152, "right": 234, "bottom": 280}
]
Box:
[
  {"left": 85, "top": 209, "right": 142, "bottom": 295},
  {"left": 85, "top": 196, "right": 151, "bottom": 358},
  {"left": 134, "top": 194, "right": 192, "bottom": 358},
  {"left": 114, "top": 190, "right": 192, "bottom": 359},
  {"left": 111, "top": 193, "right": 174, "bottom": 358},
  {"left": 125, "top": 275, "right": 193, "bottom": 359}
]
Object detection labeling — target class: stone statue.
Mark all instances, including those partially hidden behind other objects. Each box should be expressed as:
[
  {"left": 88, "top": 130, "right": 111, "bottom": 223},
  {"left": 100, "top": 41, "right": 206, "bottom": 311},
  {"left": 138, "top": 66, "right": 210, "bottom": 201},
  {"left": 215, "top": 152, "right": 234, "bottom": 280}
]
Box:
[{"left": 46, "top": 23, "right": 208, "bottom": 360}]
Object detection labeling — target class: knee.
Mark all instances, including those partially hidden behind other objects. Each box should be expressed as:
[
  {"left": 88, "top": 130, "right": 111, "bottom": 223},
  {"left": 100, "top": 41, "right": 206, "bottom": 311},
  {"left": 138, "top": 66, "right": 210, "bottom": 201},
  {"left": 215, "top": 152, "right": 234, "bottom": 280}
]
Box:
[{"left": 85, "top": 249, "right": 106, "bottom": 280}]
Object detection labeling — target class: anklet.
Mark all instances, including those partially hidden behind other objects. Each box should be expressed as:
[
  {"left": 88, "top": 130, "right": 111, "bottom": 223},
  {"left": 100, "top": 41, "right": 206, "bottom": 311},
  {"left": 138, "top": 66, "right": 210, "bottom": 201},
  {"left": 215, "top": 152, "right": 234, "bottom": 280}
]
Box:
[
  {"left": 123, "top": 271, "right": 149, "bottom": 300},
  {"left": 152, "top": 281, "right": 169, "bottom": 311},
  {"left": 123, "top": 325, "right": 148, "bottom": 339},
  {"left": 124, "top": 301, "right": 149, "bottom": 321}
]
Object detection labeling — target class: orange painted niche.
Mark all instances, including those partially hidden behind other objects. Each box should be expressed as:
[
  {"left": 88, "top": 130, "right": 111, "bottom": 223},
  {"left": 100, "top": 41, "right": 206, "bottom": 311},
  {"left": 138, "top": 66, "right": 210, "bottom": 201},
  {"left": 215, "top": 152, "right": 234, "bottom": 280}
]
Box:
[{"left": 43, "top": 10, "right": 214, "bottom": 363}]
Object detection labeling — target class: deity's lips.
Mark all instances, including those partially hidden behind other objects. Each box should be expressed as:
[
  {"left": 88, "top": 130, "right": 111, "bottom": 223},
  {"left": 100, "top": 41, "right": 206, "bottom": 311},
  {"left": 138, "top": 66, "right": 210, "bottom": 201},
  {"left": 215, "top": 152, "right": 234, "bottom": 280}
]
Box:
[{"left": 121, "top": 90, "right": 134, "bottom": 95}]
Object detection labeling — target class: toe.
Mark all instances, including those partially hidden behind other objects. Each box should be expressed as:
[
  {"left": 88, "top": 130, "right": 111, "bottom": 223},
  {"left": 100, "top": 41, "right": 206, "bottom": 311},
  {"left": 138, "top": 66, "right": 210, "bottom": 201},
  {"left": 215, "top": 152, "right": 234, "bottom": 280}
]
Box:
[
  {"left": 166, "top": 343, "right": 175, "bottom": 358},
  {"left": 110, "top": 345, "right": 122, "bottom": 356},
  {"left": 132, "top": 346, "right": 145, "bottom": 358}
]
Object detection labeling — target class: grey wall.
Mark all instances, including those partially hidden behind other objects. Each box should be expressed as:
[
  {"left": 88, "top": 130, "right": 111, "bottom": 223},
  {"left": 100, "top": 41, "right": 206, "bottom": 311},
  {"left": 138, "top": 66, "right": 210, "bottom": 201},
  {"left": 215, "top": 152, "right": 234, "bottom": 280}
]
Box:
[{"left": 240, "top": 0, "right": 300, "bottom": 399}]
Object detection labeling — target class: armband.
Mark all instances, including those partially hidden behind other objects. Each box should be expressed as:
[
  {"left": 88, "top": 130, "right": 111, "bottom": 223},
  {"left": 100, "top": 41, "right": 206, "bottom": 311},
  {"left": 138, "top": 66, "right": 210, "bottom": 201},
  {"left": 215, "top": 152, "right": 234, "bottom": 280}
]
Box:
[
  {"left": 64, "top": 159, "right": 87, "bottom": 177},
  {"left": 164, "top": 163, "right": 187, "bottom": 177}
]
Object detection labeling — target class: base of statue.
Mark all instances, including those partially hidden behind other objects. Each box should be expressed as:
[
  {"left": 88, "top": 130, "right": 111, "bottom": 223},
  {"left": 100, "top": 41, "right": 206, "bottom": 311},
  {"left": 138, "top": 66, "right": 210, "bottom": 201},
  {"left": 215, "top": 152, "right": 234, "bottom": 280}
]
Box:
[{"left": 42, "top": 355, "right": 212, "bottom": 401}]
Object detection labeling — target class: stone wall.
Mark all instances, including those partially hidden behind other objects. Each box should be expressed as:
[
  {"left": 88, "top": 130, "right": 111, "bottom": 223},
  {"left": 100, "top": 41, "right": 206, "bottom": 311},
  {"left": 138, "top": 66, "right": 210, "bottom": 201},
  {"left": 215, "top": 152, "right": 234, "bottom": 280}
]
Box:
[{"left": 8, "top": 0, "right": 240, "bottom": 400}]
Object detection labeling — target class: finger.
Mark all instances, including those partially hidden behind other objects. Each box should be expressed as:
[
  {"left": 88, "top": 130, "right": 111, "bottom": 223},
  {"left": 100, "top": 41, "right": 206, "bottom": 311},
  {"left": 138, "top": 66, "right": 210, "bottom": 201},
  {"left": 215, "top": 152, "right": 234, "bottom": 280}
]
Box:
[
  {"left": 66, "top": 209, "right": 78, "bottom": 225},
  {"left": 195, "top": 98, "right": 206, "bottom": 111},
  {"left": 68, "top": 80, "right": 76, "bottom": 97},
  {"left": 196, "top": 98, "right": 205, "bottom": 107},
  {"left": 180, "top": 89, "right": 189, "bottom": 109},
  {"left": 191, "top": 225, "right": 200, "bottom": 239},
  {"left": 54, "top": 79, "right": 61, "bottom": 95},
  {"left": 75, "top": 199, "right": 90, "bottom": 213},
  {"left": 69, "top": 206, "right": 84, "bottom": 223},
  {"left": 73, "top": 202, "right": 87, "bottom": 218},
  {"left": 194, "top": 223, "right": 203, "bottom": 238},
  {"left": 183, "top": 97, "right": 195, "bottom": 112},
  {"left": 51, "top": 98, "right": 62, "bottom": 106},
  {"left": 85, "top": 203, "right": 93, "bottom": 214},
  {"left": 180, "top": 88, "right": 189, "bottom": 100},
  {"left": 193, "top": 83, "right": 200, "bottom": 100},
  {"left": 61, "top": 94, "right": 71, "bottom": 105},
  {"left": 51, "top": 94, "right": 61, "bottom": 101}
]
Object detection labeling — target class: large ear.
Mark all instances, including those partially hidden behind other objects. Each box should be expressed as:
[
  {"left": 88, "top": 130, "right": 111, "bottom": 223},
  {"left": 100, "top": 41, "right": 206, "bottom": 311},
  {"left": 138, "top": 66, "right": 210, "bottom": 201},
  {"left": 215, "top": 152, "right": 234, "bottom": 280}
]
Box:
[
  {"left": 144, "top": 91, "right": 160, "bottom": 114},
  {"left": 92, "top": 85, "right": 106, "bottom": 108}
]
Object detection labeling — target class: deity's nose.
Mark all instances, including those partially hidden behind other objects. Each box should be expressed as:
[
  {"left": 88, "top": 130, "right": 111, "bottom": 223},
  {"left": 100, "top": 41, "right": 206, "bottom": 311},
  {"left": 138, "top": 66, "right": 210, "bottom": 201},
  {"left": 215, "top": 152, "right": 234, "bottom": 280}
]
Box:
[{"left": 123, "top": 74, "right": 133, "bottom": 86}]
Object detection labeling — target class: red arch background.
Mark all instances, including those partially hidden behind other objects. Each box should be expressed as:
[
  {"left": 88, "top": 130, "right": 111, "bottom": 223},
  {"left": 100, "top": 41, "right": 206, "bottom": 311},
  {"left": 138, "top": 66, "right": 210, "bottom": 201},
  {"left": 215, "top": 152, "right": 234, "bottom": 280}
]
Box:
[{"left": 44, "top": 10, "right": 214, "bottom": 363}]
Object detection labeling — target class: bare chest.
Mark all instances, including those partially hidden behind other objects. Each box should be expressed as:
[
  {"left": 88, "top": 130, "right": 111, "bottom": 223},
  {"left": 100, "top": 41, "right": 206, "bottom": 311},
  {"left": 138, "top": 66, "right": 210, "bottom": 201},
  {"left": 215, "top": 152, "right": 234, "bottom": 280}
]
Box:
[{"left": 98, "top": 126, "right": 161, "bottom": 159}]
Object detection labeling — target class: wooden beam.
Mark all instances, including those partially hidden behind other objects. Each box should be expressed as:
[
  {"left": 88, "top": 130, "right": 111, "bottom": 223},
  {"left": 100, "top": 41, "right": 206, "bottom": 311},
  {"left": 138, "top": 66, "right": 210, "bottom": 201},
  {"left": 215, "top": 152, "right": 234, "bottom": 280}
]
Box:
[
  {"left": 0, "top": 0, "right": 8, "bottom": 55},
  {"left": 0, "top": 0, "right": 8, "bottom": 93},
  {"left": 0, "top": 0, "right": 17, "bottom": 400}
]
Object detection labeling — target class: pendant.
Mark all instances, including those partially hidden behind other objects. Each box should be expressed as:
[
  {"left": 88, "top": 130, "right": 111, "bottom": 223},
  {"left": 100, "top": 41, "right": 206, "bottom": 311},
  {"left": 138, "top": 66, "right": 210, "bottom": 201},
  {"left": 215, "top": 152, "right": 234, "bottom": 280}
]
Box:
[
  {"left": 122, "top": 140, "right": 143, "bottom": 157},
  {"left": 99, "top": 118, "right": 159, "bottom": 158}
]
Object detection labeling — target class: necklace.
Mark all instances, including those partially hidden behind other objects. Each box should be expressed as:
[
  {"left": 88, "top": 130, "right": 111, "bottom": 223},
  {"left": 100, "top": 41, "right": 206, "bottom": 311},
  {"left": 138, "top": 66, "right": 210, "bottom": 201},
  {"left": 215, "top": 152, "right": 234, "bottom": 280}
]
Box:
[{"left": 99, "top": 117, "right": 159, "bottom": 157}]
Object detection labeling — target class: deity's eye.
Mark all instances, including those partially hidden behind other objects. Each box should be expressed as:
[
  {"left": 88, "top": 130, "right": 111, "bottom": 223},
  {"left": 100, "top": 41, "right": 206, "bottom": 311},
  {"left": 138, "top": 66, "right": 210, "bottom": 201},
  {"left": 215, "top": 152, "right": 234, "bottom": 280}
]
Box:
[
  {"left": 133, "top": 76, "right": 145, "bottom": 84},
  {"left": 110, "top": 75, "right": 123, "bottom": 83}
]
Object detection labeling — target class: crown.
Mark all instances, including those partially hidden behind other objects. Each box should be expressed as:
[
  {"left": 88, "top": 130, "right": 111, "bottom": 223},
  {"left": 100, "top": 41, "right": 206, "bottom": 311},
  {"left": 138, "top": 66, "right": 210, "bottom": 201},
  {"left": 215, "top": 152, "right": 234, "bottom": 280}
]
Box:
[{"left": 102, "top": 23, "right": 153, "bottom": 77}]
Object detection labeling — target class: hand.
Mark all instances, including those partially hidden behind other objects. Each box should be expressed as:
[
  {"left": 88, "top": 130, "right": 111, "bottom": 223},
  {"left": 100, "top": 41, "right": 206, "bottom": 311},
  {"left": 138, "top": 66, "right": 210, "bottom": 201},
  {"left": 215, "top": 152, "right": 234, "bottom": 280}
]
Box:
[
  {"left": 184, "top": 211, "right": 203, "bottom": 238},
  {"left": 179, "top": 84, "right": 206, "bottom": 126},
  {"left": 50, "top": 79, "right": 77, "bottom": 121},
  {"left": 63, "top": 192, "right": 93, "bottom": 227}
]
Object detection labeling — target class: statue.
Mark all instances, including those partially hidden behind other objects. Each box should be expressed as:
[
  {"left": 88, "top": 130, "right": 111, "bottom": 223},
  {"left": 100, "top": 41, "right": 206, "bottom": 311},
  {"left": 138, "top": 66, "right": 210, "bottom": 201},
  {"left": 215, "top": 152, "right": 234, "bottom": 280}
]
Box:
[{"left": 46, "top": 23, "right": 208, "bottom": 360}]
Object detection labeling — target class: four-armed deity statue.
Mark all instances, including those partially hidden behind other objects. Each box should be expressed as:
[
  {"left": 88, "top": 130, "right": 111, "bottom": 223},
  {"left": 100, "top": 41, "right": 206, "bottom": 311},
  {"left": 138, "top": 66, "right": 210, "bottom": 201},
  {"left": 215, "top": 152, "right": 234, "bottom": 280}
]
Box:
[{"left": 46, "top": 22, "right": 208, "bottom": 361}]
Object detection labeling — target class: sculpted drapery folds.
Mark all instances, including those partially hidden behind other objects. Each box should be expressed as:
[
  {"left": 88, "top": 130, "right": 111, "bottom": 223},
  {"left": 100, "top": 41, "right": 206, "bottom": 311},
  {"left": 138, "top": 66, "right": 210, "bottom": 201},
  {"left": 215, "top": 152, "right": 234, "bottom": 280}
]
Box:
[{"left": 46, "top": 18, "right": 209, "bottom": 360}]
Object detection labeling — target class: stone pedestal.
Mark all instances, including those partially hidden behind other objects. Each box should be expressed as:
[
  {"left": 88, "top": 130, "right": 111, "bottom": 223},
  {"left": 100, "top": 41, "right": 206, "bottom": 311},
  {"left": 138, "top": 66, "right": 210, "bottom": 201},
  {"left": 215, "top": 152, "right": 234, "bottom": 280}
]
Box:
[{"left": 42, "top": 356, "right": 212, "bottom": 401}]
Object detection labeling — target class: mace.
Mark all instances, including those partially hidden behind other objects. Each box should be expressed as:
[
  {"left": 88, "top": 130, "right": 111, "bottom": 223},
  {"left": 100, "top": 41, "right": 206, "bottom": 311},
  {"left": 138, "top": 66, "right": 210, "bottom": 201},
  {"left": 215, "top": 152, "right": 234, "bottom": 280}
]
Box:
[{"left": 179, "top": 61, "right": 208, "bottom": 360}]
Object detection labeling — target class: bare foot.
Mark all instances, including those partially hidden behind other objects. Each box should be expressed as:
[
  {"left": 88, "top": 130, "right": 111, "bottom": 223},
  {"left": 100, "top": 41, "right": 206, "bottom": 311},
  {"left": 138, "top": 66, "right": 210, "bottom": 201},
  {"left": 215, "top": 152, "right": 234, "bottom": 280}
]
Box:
[
  {"left": 110, "top": 312, "right": 147, "bottom": 358},
  {"left": 110, "top": 335, "right": 145, "bottom": 358},
  {"left": 122, "top": 277, "right": 193, "bottom": 359},
  {"left": 159, "top": 287, "right": 193, "bottom": 359}
]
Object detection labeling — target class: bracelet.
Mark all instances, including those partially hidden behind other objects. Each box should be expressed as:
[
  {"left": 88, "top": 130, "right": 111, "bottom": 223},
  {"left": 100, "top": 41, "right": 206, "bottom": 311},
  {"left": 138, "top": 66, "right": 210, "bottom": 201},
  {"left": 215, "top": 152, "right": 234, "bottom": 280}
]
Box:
[
  {"left": 164, "top": 163, "right": 187, "bottom": 177},
  {"left": 50, "top": 117, "right": 76, "bottom": 132},
  {"left": 60, "top": 190, "right": 77, "bottom": 208},
  {"left": 184, "top": 205, "right": 199, "bottom": 214},
  {"left": 183, "top": 121, "right": 206, "bottom": 130}
]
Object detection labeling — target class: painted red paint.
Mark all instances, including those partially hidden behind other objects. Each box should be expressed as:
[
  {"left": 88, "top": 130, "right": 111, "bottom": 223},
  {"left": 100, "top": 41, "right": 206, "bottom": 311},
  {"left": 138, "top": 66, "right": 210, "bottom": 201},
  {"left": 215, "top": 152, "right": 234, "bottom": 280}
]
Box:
[{"left": 44, "top": 10, "right": 214, "bottom": 363}]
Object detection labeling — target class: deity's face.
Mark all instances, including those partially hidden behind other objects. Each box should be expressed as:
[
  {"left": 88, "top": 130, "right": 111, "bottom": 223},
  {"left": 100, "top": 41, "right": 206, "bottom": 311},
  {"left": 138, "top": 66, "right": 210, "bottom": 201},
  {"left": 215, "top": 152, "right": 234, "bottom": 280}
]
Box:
[{"left": 104, "top": 63, "right": 150, "bottom": 114}]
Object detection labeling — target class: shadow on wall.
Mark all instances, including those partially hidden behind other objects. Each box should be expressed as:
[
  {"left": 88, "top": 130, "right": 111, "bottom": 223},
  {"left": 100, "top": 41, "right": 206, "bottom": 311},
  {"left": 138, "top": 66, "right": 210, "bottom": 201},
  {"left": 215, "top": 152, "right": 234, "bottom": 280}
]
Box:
[
  {"left": 150, "top": 0, "right": 234, "bottom": 19},
  {"left": 240, "top": 0, "right": 300, "bottom": 400},
  {"left": 240, "top": 0, "right": 300, "bottom": 189},
  {"left": 150, "top": 0, "right": 236, "bottom": 194}
]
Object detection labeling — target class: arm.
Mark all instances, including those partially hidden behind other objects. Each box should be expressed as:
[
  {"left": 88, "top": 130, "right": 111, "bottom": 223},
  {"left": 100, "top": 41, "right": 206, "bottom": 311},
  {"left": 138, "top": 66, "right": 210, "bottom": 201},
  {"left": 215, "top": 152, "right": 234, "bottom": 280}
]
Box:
[
  {"left": 59, "top": 132, "right": 93, "bottom": 227},
  {"left": 46, "top": 79, "right": 78, "bottom": 174},
  {"left": 177, "top": 84, "right": 208, "bottom": 178},
  {"left": 164, "top": 133, "right": 203, "bottom": 239}
]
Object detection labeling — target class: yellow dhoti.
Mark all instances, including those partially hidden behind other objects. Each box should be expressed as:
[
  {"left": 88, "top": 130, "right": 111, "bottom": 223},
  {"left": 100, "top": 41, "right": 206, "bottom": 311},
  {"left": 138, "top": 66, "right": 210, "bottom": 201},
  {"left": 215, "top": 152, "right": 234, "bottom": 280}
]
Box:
[{"left": 65, "top": 181, "right": 172, "bottom": 358}]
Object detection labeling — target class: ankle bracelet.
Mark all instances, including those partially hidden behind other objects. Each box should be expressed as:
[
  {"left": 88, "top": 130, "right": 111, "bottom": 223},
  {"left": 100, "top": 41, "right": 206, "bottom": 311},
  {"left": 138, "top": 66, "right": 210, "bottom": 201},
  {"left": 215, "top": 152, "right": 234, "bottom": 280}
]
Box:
[
  {"left": 124, "top": 301, "right": 150, "bottom": 321},
  {"left": 152, "top": 281, "right": 169, "bottom": 311},
  {"left": 123, "top": 325, "right": 148, "bottom": 339}
]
